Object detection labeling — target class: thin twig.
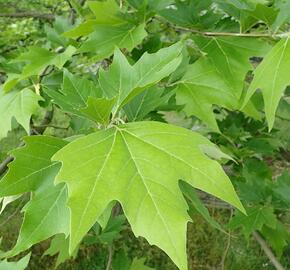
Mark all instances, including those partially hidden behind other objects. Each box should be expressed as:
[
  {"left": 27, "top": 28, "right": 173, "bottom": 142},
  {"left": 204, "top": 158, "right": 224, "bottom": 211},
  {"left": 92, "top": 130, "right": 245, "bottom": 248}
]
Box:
[
  {"left": 252, "top": 231, "right": 285, "bottom": 270},
  {"left": 154, "top": 17, "right": 288, "bottom": 39}
]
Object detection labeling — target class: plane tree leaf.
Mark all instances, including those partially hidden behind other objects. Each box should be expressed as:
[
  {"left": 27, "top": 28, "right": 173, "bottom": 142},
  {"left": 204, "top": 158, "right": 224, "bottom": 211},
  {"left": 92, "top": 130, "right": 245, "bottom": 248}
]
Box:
[
  {"left": 64, "top": 0, "right": 147, "bottom": 60},
  {"left": 176, "top": 58, "right": 238, "bottom": 132},
  {"left": 193, "top": 36, "right": 272, "bottom": 97},
  {"left": 228, "top": 206, "right": 277, "bottom": 238},
  {"left": 44, "top": 234, "right": 78, "bottom": 268},
  {"left": 80, "top": 96, "right": 117, "bottom": 125},
  {"left": 123, "top": 86, "right": 173, "bottom": 121},
  {"left": 98, "top": 42, "right": 183, "bottom": 113},
  {"left": 158, "top": 0, "right": 221, "bottom": 29},
  {"left": 242, "top": 38, "right": 290, "bottom": 130},
  {"left": 52, "top": 121, "right": 244, "bottom": 270},
  {"left": 0, "top": 88, "right": 43, "bottom": 140},
  {"left": 0, "top": 136, "right": 69, "bottom": 257},
  {"left": 78, "top": 24, "right": 147, "bottom": 59}
]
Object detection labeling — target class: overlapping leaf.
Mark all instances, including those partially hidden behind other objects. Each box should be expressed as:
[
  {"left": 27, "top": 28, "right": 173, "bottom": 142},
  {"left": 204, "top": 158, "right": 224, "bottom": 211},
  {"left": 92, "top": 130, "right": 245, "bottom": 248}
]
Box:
[
  {"left": 0, "top": 88, "right": 43, "bottom": 140},
  {"left": 176, "top": 37, "right": 271, "bottom": 131},
  {"left": 53, "top": 121, "right": 244, "bottom": 270},
  {"left": 0, "top": 136, "right": 69, "bottom": 257}
]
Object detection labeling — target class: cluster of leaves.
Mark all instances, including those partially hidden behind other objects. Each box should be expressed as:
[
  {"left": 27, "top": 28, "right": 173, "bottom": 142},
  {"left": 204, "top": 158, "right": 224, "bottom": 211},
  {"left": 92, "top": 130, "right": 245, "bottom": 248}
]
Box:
[{"left": 0, "top": 0, "right": 290, "bottom": 269}]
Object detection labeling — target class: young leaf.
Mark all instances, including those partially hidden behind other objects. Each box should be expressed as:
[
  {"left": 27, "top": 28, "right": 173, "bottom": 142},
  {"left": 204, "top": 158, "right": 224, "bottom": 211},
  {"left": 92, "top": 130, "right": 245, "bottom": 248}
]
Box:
[
  {"left": 52, "top": 121, "right": 244, "bottom": 270},
  {"left": 242, "top": 38, "right": 290, "bottom": 130},
  {"left": 228, "top": 206, "right": 277, "bottom": 238},
  {"left": 99, "top": 42, "right": 183, "bottom": 113},
  {"left": 0, "top": 89, "right": 42, "bottom": 140},
  {"left": 0, "top": 136, "right": 69, "bottom": 258}
]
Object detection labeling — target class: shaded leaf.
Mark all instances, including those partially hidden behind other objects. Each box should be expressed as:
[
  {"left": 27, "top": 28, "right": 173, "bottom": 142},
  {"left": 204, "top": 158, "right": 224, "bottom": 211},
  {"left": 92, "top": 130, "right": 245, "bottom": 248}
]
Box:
[{"left": 228, "top": 206, "right": 277, "bottom": 238}]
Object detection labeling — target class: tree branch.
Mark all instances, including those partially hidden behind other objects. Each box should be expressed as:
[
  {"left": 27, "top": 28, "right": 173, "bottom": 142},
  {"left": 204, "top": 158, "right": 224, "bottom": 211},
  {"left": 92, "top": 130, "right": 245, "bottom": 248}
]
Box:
[
  {"left": 154, "top": 17, "right": 288, "bottom": 39},
  {"left": 252, "top": 231, "right": 285, "bottom": 270},
  {"left": 0, "top": 12, "right": 54, "bottom": 20}
]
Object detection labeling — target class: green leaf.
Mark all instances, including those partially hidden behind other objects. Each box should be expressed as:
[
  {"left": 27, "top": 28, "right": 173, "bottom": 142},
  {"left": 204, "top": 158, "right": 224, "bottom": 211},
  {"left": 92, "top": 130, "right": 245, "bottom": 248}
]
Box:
[
  {"left": 271, "top": 0, "right": 290, "bottom": 31},
  {"left": 0, "top": 136, "right": 69, "bottom": 258},
  {"left": 176, "top": 58, "right": 238, "bottom": 132},
  {"left": 3, "top": 46, "right": 76, "bottom": 92},
  {"left": 261, "top": 221, "right": 290, "bottom": 257},
  {"left": 80, "top": 96, "right": 116, "bottom": 125},
  {"left": 87, "top": 0, "right": 124, "bottom": 25},
  {"left": 44, "top": 234, "right": 77, "bottom": 268},
  {"left": 78, "top": 24, "right": 147, "bottom": 59},
  {"left": 228, "top": 206, "right": 277, "bottom": 238},
  {"left": 98, "top": 214, "right": 126, "bottom": 244},
  {"left": 64, "top": 0, "right": 146, "bottom": 59},
  {"left": 0, "top": 136, "right": 67, "bottom": 197},
  {"left": 99, "top": 42, "right": 183, "bottom": 113},
  {"left": 243, "top": 38, "right": 290, "bottom": 130},
  {"left": 0, "top": 253, "right": 30, "bottom": 270},
  {"left": 0, "top": 89, "right": 43, "bottom": 140},
  {"left": 52, "top": 121, "right": 244, "bottom": 270},
  {"left": 158, "top": 0, "right": 221, "bottom": 29},
  {"left": 123, "top": 86, "right": 173, "bottom": 121},
  {"left": 45, "top": 69, "right": 106, "bottom": 123},
  {"left": 193, "top": 36, "right": 271, "bottom": 96}
]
